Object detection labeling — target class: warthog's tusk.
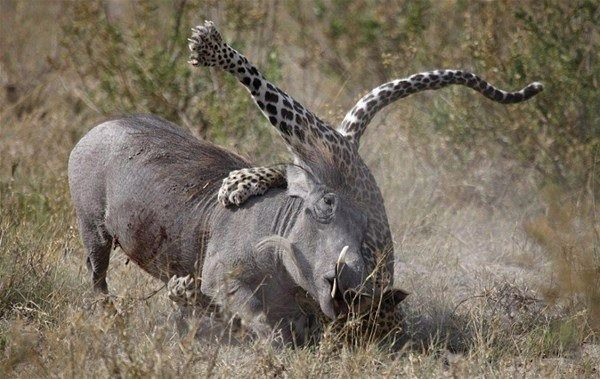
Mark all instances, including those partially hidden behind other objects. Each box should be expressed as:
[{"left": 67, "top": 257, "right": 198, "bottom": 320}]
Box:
[
  {"left": 331, "top": 246, "right": 349, "bottom": 299},
  {"left": 337, "top": 246, "right": 348, "bottom": 268},
  {"left": 331, "top": 277, "right": 337, "bottom": 299}
]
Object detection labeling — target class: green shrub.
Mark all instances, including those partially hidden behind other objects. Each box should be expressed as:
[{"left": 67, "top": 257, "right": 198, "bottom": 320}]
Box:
[{"left": 59, "top": 0, "right": 282, "bottom": 159}]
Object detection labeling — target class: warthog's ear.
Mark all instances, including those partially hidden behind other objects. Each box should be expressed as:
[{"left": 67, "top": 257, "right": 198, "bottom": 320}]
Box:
[
  {"left": 383, "top": 288, "right": 409, "bottom": 305},
  {"left": 286, "top": 165, "right": 318, "bottom": 199}
]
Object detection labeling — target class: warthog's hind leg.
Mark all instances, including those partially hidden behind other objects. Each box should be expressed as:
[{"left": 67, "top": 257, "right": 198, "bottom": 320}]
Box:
[{"left": 77, "top": 218, "right": 112, "bottom": 295}]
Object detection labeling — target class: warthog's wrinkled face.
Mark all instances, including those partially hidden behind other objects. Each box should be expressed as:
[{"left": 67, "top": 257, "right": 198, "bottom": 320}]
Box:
[{"left": 286, "top": 166, "right": 369, "bottom": 319}]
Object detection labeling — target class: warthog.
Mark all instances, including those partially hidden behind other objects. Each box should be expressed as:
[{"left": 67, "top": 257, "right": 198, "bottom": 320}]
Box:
[{"left": 68, "top": 114, "right": 386, "bottom": 344}]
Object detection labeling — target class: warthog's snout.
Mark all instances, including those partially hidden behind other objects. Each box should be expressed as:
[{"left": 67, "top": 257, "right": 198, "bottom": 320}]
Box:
[{"left": 319, "top": 246, "right": 371, "bottom": 319}]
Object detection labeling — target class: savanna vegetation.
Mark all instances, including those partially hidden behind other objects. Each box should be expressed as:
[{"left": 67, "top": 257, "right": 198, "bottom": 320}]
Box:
[{"left": 1, "top": 0, "right": 598, "bottom": 376}]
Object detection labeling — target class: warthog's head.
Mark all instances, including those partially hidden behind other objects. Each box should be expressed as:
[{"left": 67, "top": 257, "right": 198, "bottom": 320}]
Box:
[{"left": 283, "top": 164, "right": 370, "bottom": 319}]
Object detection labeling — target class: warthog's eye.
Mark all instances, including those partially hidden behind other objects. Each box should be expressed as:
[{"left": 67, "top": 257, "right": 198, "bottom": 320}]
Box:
[{"left": 312, "top": 192, "right": 336, "bottom": 223}]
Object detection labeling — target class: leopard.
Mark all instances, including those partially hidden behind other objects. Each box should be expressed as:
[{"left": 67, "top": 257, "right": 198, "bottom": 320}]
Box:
[{"left": 169, "top": 20, "right": 542, "bottom": 346}]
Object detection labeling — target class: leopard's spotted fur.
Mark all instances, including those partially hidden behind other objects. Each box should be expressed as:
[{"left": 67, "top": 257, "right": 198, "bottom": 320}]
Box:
[
  {"left": 339, "top": 69, "right": 543, "bottom": 145},
  {"left": 218, "top": 166, "right": 285, "bottom": 206},
  {"left": 219, "top": 71, "right": 543, "bottom": 204}
]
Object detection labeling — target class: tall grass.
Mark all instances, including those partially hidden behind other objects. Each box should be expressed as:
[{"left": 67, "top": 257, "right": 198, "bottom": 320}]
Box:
[{"left": 1, "top": 0, "right": 598, "bottom": 376}]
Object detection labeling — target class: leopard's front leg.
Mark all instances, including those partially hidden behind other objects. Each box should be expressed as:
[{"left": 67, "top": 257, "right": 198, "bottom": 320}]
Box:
[
  {"left": 167, "top": 274, "right": 215, "bottom": 308},
  {"left": 218, "top": 166, "right": 286, "bottom": 207}
]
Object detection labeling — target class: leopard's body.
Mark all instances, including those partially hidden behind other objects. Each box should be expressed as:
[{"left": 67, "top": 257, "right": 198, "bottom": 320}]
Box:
[
  {"left": 171, "top": 21, "right": 542, "bottom": 344},
  {"left": 188, "top": 22, "right": 394, "bottom": 286}
]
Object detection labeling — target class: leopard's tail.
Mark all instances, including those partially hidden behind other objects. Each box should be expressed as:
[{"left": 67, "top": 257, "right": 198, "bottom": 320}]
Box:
[
  {"left": 339, "top": 70, "right": 543, "bottom": 143},
  {"left": 403, "top": 69, "right": 543, "bottom": 104}
]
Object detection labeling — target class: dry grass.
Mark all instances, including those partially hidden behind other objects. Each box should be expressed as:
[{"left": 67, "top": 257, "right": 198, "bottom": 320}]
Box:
[{"left": 1, "top": 1, "right": 598, "bottom": 377}]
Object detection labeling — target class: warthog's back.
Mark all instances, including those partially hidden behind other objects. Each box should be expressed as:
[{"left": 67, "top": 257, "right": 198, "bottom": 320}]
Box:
[{"left": 68, "top": 114, "right": 251, "bottom": 281}]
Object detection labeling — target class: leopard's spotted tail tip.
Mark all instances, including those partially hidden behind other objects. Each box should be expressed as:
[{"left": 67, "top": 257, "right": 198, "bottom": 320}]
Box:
[
  {"left": 531, "top": 81, "right": 544, "bottom": 91},
  {"left": 528, "top": 81, "right": 544, "bottom": 95}
]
